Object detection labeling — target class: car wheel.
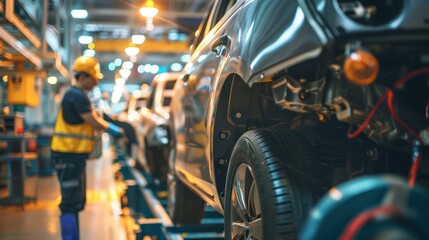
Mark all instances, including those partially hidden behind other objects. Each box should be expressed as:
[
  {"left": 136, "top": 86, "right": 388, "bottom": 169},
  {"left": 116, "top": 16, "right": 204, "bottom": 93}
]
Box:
[
  {"left": 146, "top": 145, "right": 169, "bottom": 183},
  {"left": 224, "top": 127, "right": 316, "bottom": 239},
  {"left": 167, "top": 172, "right": 206, "bottom": 225}
]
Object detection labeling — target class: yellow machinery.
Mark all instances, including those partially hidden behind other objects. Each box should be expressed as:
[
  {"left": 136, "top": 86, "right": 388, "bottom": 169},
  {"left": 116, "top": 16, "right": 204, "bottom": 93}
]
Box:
[{"left": 7, "top": 74, "right": 39, "bottom": 108}]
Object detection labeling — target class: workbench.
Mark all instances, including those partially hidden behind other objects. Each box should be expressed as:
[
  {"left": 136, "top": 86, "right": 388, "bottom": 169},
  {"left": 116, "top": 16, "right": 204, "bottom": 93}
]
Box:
[{"left": 0, "top": 133, "right": 38, "bottom": 210}]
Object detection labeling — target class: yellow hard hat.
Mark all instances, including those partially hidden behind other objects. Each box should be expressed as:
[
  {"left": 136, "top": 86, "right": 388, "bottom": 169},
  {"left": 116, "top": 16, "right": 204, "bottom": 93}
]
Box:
[{"left": 72, "top": 56, "right": 104, "bottom": 80}]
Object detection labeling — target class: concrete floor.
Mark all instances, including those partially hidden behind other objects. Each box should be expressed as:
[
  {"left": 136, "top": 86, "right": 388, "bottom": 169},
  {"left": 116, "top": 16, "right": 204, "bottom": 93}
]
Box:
[{"left": 0, "top": 137, "right": 132, "bottom": 240}]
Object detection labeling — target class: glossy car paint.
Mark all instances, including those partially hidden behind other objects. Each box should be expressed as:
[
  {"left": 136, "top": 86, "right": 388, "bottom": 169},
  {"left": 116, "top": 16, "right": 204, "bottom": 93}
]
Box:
[
  {"left": 171, "top": 0, "right": 328, "bottom": 213},
  {"left": 140, "top": 72, "right": 180, "bottom": 148},
  {"left": 170, "top": 0, "right": 429, "bottom": 214},
  {"left": 117, "top": 90, "right": 150, "bottom": 168},
  {"left": 120, "top": 72, "right": 179, "bottom": 173}
]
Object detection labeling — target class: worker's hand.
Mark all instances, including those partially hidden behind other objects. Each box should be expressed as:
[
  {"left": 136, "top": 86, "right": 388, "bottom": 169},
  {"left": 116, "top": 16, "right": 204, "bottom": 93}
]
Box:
[{"left": 107, "top": 122, "right": 124, "bottom": 138}]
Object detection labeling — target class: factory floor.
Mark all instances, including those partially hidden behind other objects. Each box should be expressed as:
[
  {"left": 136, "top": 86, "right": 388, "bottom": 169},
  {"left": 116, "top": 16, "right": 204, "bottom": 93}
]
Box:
[{"left": 0, "top": 136, "right": 134, "bottom": 240}]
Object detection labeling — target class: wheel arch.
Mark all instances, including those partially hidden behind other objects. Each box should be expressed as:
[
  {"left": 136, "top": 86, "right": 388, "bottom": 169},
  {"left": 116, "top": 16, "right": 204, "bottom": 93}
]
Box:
[
  {"left": 212, "top": 72, "right": 293, "bottom": 200},
  {"left": 212, "top": 73, "right": 245, "bottom": 199}
]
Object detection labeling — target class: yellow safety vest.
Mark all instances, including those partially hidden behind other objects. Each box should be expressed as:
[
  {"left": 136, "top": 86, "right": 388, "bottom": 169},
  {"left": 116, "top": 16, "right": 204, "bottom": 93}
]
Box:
[{"left": 51, "top": 107, "right": 94, "bottom": 154}]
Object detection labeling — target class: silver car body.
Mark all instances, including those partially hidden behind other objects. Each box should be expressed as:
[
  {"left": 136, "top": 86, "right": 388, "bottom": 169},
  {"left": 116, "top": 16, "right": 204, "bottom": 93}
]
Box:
[{"left": 170, "top": 0, "right": 429, "bottom": 214}]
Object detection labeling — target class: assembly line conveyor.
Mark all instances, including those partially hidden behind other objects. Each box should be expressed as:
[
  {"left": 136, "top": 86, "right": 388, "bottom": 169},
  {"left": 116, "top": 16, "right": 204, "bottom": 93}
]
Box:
[{"left": 113, "top": 145, "right": 225, "bottom": 240}]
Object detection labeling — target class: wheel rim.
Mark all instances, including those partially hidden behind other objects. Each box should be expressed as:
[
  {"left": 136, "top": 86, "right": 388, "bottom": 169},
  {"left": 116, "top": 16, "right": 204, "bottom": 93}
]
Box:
[{"left": 230, "top": 163, "right": 263, "bottom": 239}]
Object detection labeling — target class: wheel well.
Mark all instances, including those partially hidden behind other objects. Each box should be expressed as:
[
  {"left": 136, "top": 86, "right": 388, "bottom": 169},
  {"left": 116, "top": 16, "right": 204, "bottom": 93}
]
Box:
[{"left": 212, "top": 73, "right": 297, "bottom": 197}]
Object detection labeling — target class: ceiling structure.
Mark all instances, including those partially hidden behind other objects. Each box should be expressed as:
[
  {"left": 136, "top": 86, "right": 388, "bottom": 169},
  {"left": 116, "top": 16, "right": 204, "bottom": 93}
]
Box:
[
  {"left": 0, "top": 0, "right": 210, "bottom": 89},
  {"left": 70, "top": 0, "right": 211, "bottom": 85}
]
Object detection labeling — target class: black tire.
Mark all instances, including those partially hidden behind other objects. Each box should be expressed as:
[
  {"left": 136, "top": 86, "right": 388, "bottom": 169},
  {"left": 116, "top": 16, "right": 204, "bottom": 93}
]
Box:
[
  {"left": 224, "top": 127, "right": 316, "bottom": 239},
  {"left": 167, "top": 114, "right": 206, "bottom": 225},
  {"left": 167, "top": 172, "right": 206, "bottom": 225},
  {"left": 146, "top": 145, "right": 169, "bottom": 183}
]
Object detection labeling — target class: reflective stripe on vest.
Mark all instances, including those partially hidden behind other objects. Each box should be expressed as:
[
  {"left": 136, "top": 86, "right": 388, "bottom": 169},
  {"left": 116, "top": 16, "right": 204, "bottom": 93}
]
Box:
[{"left": 51, "top": 107, "right": 94, "bottom": 153}]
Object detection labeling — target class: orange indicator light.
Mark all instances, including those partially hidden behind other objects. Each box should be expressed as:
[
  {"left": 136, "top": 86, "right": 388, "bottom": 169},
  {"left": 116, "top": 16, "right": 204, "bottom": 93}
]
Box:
[{"left": 343, "top": 50, "right": 379, "bottom": 85}]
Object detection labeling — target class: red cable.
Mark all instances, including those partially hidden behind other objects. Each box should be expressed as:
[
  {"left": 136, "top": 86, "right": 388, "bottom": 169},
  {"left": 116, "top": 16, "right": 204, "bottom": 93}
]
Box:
[
  {"left": 390, "top": 66, "right": 429, "bottom": 187},
  {"left": 385, "top": 90, "right": 423, "bottom": 187},
  {"left": 347, "top": 90, "right": 422, "bottom": 186},
  {"left": 386, "top": 90, "right": 422, "bottom": 143},
  {"left": 348, "top": 66, "right": 429, "bottom": 186},
  {"left": 408, "top": 151, "right": 422, "bottom": 187},
  {"left": 394, "top": 66, "right": 429, "bottom": 89},
  {"left": 348, "top": 89, "right": 423, "bottom": 143},
  {"left": 348, "top": 91, "right": 388, "bottom": 139},
  {"left": 340, "top": 66, "right": 429, "bottom": 239},
  {"left": 348, "top": 64, "right": 429, "bottom": 140},
  {"left": 339, "top": 205, "right": 402, "bottom": 240}
]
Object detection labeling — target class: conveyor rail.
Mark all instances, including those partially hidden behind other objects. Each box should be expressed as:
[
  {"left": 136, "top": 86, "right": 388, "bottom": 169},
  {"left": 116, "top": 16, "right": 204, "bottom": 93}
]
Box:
[{"left": 114, "top": 147, "right": 224, "bottom": 240}]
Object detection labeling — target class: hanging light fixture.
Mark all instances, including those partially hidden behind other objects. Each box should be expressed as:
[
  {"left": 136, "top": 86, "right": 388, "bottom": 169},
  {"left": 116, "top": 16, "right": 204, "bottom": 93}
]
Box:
[
  {"left": 119, "top": 68, "right": 131, "bottom": 79},
  {"left": 47, "top": 76, "right": 58, "bottom": 85},
  {"left": 71, "top": 9, "right": 88, "bottom": 19},
  {"left": 140, "top": 0, "right": 158, "bottom": 31},
  {"left": 132, "top": 34, "right": 146, "bottom": 44},
  {"left": 78, "top": 35, "right": 93, "bottom": 44},
  {"left": 125, "top": 42, "right": 139, "bottom": 56},
  {"left": 139, "top": 0, "right": 158, "bottom": 18}
]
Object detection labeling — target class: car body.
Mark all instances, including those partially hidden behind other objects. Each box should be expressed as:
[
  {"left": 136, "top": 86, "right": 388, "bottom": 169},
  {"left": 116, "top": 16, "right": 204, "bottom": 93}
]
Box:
[
  {"left": 124, "top": 90, "right": 151, "bottom": 123},
  {"left": 116, "top": 87, "right": 151, "bottom": 168},
  {"left": 168, "top": 0, "right": 429, "bottom": 239},
  {"left": 139, "top": 72, "right": 179, "bottom": 182}
]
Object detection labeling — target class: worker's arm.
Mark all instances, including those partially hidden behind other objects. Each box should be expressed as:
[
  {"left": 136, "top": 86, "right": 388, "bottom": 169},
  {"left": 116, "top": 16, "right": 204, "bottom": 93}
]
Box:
[
  {"left": 80, "top": 110, "right": 123, "bottom": 137},
  {"left": 80, "top": 110, "right": 109, "bottom": 130}
]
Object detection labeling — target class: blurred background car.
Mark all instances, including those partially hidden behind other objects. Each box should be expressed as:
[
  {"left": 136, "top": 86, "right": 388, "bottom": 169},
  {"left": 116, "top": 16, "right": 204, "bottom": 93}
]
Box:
[
  {"left": 139, "top": 72, "right": 179, "bottom": 183},
  {"left": 116, "top": 87, "right": 151, "bottom": 169}
]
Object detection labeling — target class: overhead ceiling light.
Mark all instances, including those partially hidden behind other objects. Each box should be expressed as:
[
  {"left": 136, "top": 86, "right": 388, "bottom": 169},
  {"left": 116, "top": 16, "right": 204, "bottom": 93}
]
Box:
[
  {"left": 47, "top": 76, "right": 58, "bottom": 85},
  {"left": 119, "top": 68, "right": 131, "bottom": 79},
  {"left": 139, "top": 0, "right": 158, "bottom": 18},
  {"left": 71, "top": 9, "right": 88, "bottom": 19},
  {"left": 168, "top": 32, "right": 179, "bottom": 41},
  {"left": 108, "top": 62, "right": 116, "bottom": 71},
  {"left": 170, "top": 63, "right": 183, "bottom": 72},
  {"left": 122, "top": 61, "right": 134, "bottom": 70},
  {"left": 78, "top": 35, "right": 93, "bottom": 44},
  {"left": 116, "top": 78, "right": 126, "bottom": 86},
  {"left": 125, "top": 43, "right": 139, "bottom": 56},
  {"left": 137, "top": 65, "right": 145, "bottom": 73},
  {"left": 114, "top": 58, "right": 122, "bottom": 66},
  {"left": 132, "top": 34, "right": 146, "bottom": 44},
  {"left": 83, "top": 49, "right": 96, "bottom": 57},
  {"left": 150, "top": 65, "right": 160, "bottom": 74},
  {"left": 180, "top": 54, "right": 191, "bottom": 62},
  {"left": 178, "top": 33, "right": 188, "bottom": 41},
  {"left": 144, "top": 64, "right": 152, "bottom": 72}
]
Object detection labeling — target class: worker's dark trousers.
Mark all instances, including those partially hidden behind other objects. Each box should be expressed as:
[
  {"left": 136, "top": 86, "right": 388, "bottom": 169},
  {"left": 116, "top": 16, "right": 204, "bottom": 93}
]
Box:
[{"left": 54, "top": 158, "right": 87, "bottom": 214}]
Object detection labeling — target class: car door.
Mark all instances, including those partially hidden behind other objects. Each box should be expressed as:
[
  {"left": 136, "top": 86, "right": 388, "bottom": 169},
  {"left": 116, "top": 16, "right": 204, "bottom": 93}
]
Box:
[{"left": 178, "top": 0, "right": 239, "bottom": 196}]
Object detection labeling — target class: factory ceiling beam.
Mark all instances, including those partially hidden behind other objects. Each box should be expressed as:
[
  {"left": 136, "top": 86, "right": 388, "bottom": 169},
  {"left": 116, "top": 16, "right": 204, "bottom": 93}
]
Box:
[
  {"left": 0, "top": 26, "right": 42, "bottom": 68},
  {"left": 87, "top": 8, "right": 205, "bottom": 19},
  {"left": 92, "top": 38, "right": 189, "bottom": 54},
  {"left": 4, "top": 0, "right": 41, "bottom": 48}
]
